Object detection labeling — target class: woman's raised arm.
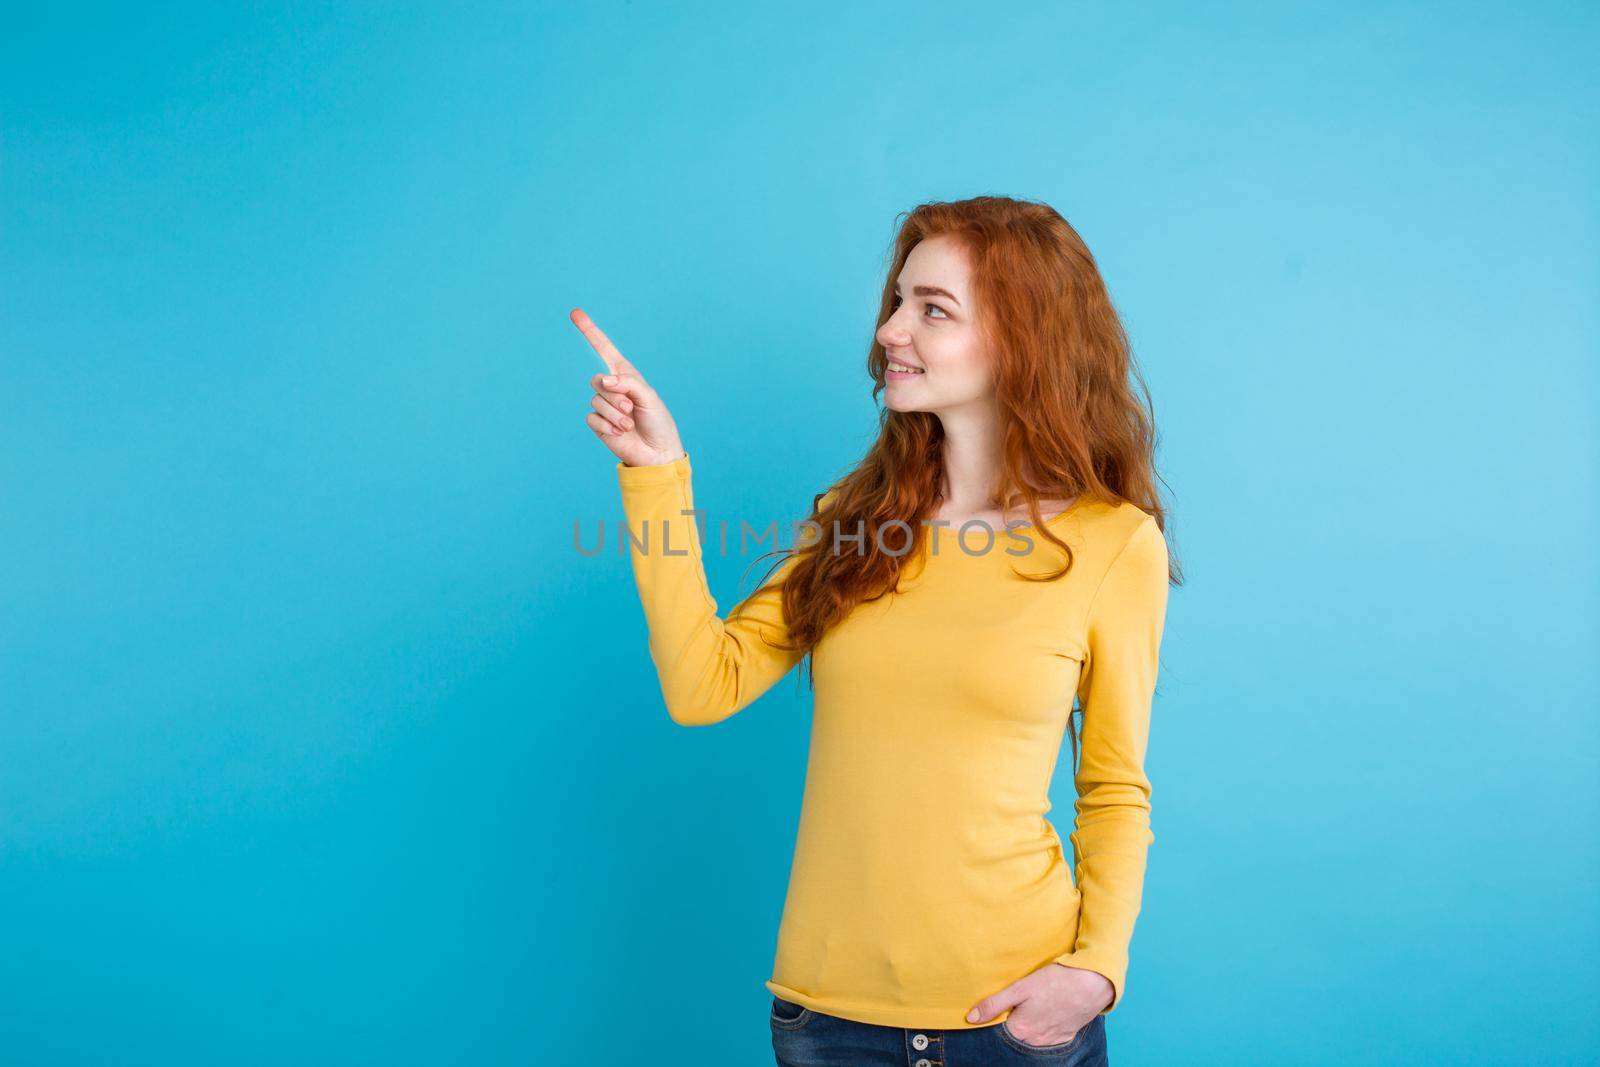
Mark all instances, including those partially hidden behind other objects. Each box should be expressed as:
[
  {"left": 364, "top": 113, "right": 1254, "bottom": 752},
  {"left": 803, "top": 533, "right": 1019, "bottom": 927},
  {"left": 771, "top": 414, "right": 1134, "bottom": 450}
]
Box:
[
  {"left": 574, "top": 308, "right": 808, "bottom": 724},
  {"left": 614, "top": 452, "right": 807, "bottom": 724}
]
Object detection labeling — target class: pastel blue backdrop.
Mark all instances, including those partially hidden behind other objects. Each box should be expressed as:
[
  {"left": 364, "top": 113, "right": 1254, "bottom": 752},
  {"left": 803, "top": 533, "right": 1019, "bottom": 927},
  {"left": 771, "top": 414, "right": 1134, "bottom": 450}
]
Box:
[{"left": 3, "top": 3, "right": 1595, "bottom": 1064}]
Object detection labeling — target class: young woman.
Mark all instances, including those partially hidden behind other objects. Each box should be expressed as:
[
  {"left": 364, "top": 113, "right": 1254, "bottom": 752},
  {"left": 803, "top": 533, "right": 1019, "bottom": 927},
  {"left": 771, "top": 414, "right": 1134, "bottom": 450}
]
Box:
[{"left": 576, "top": 195, "right": 1179, "bottom": 1066}]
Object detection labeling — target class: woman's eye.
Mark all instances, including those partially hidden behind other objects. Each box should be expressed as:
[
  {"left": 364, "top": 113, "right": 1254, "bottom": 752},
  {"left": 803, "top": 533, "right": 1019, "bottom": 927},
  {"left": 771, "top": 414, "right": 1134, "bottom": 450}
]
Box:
[{"left": 890, "top": 296, "right": 949, "bottom": 320}]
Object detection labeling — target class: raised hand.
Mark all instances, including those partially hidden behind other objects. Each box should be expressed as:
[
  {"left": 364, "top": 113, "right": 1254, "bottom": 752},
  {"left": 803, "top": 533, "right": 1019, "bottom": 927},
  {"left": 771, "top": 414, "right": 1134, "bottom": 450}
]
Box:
[{"left": 571, "top": 307, "right": 687, "bottom": 468}]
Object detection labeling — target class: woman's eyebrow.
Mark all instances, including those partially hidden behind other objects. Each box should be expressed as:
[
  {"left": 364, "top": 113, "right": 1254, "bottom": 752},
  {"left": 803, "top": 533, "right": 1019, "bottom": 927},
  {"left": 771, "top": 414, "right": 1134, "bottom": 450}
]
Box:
[{"left": 893, "top": 283, "right": 963, "bottom": 307}]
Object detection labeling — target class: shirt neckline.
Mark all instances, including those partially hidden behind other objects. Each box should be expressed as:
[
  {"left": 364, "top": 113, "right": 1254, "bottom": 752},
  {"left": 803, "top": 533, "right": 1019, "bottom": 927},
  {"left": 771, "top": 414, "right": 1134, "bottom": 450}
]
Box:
[{"left": 930, "top": 494, "right": 1090, "bottom": 540}]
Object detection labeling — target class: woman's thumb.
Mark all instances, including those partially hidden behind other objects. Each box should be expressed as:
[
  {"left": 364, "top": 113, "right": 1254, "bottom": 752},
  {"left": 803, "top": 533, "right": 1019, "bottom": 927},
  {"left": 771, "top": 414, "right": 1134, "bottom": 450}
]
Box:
[{"left": 966, "top": 982, "right": 1026, "bottom": 1024}]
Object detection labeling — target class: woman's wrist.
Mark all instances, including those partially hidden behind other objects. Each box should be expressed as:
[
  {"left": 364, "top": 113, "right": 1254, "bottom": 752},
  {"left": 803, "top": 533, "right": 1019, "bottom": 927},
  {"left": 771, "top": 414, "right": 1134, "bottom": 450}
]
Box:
[{"left": 622, "top": 448, "right": 687, "bottom": 468}]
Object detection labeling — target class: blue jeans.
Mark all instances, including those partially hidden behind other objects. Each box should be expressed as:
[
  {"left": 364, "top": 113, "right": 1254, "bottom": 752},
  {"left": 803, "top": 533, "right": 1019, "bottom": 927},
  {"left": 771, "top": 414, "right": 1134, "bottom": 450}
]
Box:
[{"left": 770, "top": 996, "right": 1110, "bottom": 1066}]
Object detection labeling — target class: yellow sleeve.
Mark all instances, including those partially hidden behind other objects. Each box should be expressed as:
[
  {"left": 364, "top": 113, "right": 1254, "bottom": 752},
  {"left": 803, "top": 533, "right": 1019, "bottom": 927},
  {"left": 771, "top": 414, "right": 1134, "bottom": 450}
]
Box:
[
  {"left": 1052, "top": 513, "right": 1171, "bottom": 1014},
  {"left": 616, "top": 450, "right": 807, "bottom": 725}
]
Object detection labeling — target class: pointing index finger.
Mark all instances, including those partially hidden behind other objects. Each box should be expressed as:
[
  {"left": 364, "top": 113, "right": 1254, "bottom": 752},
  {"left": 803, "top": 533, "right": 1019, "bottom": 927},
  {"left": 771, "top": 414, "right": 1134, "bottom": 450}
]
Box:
[{"left": 569, "top": 307, "right": 633, "bottom": 377}]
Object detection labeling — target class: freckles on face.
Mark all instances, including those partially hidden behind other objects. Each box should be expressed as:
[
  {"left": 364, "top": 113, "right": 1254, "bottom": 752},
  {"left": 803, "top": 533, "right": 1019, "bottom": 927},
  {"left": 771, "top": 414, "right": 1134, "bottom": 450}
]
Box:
[
  {"left": 877, "top": 240, "right": 992, "bottom": 407},
  {"left": 921, "top": 333, "right": 993, "bottom": 405},
  {"left": 882, "top": 327, "right": 991, "bottom": 411}
]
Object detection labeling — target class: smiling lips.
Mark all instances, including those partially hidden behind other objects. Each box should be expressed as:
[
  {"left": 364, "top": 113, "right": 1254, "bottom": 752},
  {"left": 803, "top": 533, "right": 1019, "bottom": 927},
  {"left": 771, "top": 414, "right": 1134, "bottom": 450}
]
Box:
[{"left": 887, "top": 359, "right": 925, "bottom": 375}]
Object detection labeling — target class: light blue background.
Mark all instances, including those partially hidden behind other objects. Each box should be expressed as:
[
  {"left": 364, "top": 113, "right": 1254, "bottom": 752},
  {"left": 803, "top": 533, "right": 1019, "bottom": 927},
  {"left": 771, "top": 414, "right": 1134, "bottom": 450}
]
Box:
[{"left": 3, "top": 3, "right": 1595, "bottom": 1064}]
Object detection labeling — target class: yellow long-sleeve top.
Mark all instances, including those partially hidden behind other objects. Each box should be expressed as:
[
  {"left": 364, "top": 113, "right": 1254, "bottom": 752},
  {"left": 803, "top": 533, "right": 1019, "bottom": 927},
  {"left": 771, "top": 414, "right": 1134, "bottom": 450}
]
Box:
[{"left": 616, "top": 451, "right": 1170, "bottom": 1030}]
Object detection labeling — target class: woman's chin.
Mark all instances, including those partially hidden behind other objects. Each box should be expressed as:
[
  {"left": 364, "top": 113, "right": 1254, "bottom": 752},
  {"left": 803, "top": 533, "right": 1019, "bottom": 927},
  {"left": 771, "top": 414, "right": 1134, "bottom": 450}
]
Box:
[{"left": 883, "top": 386, "right": 925, "bottom": 413}]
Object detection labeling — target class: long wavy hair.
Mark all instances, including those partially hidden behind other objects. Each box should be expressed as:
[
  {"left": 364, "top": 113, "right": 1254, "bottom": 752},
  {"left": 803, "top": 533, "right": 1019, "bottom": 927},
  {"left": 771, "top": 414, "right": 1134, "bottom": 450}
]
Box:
[{"left": 745, "top": 194, "right": 1181, "bottom": 712}]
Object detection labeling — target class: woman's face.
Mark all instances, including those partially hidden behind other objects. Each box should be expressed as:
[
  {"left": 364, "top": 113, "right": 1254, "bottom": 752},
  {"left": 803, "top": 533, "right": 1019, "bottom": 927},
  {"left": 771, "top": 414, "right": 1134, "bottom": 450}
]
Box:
[{"left": 875, "top": 234, "right": 992, "bottom": 414}]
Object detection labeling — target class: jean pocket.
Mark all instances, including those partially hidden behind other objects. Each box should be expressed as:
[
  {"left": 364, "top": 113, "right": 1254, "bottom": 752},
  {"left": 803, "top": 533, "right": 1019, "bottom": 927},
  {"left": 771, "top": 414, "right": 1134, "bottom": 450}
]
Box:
[
  {"left": 769, "top": 996, "right": 812, "bottom": 1030},
  {"left": 998, "top": 1014, "right": 1092, "bottom": 1056}
]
